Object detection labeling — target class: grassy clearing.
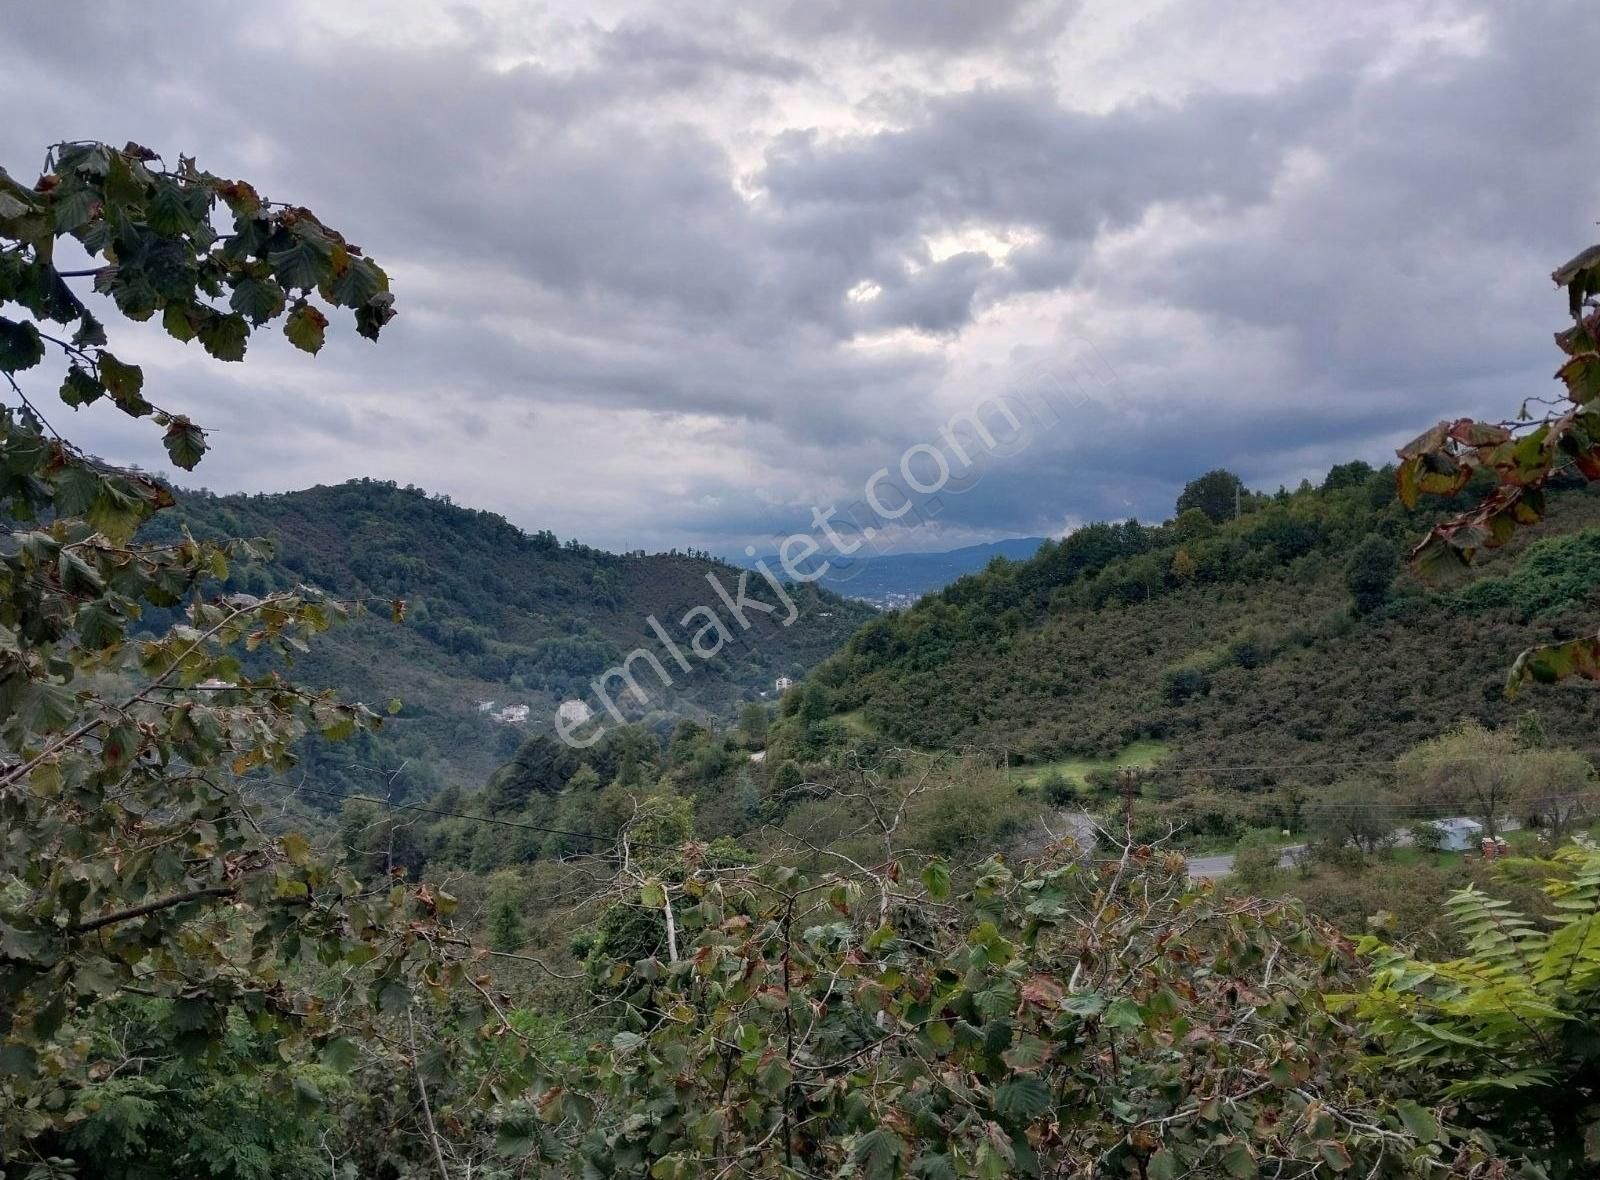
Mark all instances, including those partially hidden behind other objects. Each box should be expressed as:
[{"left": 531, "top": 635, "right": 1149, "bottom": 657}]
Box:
[
  {"left": 834, "top": 710, "right": 879, "bottom": 739},
  {"left": 1019, "top": 739, "right": 1172, "bottom": 790},
  {"left": 1387, "top": 847, "right": 1467, "bottom": 869},
  {"left": 1178, "top": 825, "right": 1306, "bottom": 857}
]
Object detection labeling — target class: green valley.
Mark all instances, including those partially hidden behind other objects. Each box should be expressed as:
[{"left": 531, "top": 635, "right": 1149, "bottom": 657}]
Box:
[{"left": 141, "top": 480, "right": 875, "bottom": 798}]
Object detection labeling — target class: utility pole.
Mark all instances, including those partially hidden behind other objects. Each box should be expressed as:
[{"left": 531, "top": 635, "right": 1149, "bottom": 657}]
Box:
[{"left": 1117, "top": 768, "right": 1138, "bottom": 830}]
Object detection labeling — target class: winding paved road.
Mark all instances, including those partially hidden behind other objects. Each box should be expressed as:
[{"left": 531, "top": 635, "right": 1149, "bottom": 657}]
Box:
[
  {"left": 1051, "top": 808, "right": 1307, "bottom": 880},
  {"left": 1184, "top": 821, "right": 1518, "bottom": 879},
  {"left": 1185, "top": 845, "right": 1305, "bottom": 881},
  {"left": 1047, "top": 809, "right": 1501, "bottom": 880}
]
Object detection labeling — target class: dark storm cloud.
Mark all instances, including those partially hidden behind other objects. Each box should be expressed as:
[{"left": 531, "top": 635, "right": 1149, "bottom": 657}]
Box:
[
  {"left": 0, "top": 1, "right": 1594, "bottom": 553},
  {"left": 848, "top": 252, "right": 997, "bottom": 335}
]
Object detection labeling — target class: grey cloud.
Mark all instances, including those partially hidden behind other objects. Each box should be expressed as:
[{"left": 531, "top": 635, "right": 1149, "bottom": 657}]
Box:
[
  {"left": 753, "top": 80, "right": 1344, "bottom": 337},
  {"left": 597, "top": 21, "right": 813, "bottom": 84},
  {"left": 0, "top": 1, "right": 1593, "bottom": 555},
  {"left": 1079, "top": 2, "right": 1600, "bottom": 445},
  {"left": 770, "top": 0, "right": 1070, "bottom": 52},
  {"left": 758, "top": 84, "right": 1323, "bottom": 236}
]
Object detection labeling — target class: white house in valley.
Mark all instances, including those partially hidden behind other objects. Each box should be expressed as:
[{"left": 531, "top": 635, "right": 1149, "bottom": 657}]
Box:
[{"left": 557, "top": 699, "right": 592, "bottom": 726}]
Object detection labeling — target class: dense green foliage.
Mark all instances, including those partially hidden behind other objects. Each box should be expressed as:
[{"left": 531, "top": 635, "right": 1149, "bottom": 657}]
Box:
[
  {"left": 520, "top": 841, "right": 1475, "bottom": 1179},
  {"left": 1448, "top": 529, "right": 1600, "bottom": 619},
  {"left": 1344, "top": 535, "right": 1398, "bottom": 615},
  {"left": 30, "top": 1000, "right": 337, "bottom": 1179},
  {"left": 0, "top": 143, "right": 543, "bottom": 1175}
]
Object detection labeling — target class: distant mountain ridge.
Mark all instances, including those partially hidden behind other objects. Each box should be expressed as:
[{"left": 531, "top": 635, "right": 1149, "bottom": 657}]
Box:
[{"left": 743, "top": 536, "right": 1048, "bottom": 607}]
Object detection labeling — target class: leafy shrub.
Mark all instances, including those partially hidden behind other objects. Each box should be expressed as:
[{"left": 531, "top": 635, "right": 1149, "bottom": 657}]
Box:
[
  {"left": 1344, "top": 535, "right": 1398, "bottom": 614},
  {"left": 1229, "top": 845, "right": 1282, "bottom": 890},
  {"left": 1036, "top": 768, "right": 1076, "bottom": 806},
  {"left": 1161, "top": 664, "right": 1209, "bottom": 702},
  {"left": 906, "top": 771, "right": 1033, "bottom": 856},
  {"left": 1132, "top": 788, "right": 1255, "bottom": 845},
  {"left": 1449, "top": 529, "right": 1600, "bottom": 620},
  {"left": 1409, "top": 820, "right": 1446, "bottom": 853}
]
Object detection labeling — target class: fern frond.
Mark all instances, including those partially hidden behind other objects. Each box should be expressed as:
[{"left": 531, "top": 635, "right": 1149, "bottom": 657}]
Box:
[
  {"left": 1442, "top": 1069, "right": 1556, "bottom": 1099},
  {"left": 1535, "top": 911, "right": 1600, "bottom": 996},
  {"left": 1443, "top": 887, "right": 1546, "bottom": 974},
  {"left": 1544, "top": 848, "right": 1600, "bottom": 912},
  {"left": 1489, "top": 855, "right": 1569, "bottom": 887}
]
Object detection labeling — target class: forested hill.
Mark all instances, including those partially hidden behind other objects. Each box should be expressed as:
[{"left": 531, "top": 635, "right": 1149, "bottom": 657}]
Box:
[
  {"left": 808, "top": 463, "right": 1600, "bottom": 780},
  {"left": 143, "top": 479, "right": 875, "bottom": 796}
]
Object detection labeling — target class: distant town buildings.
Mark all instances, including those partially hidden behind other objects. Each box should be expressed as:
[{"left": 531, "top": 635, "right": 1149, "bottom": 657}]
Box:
[
  {"left": 557, "top": 699, "right": 592, "bottom": 725},
  {"left": 872, "top": 591, "right": 919, "bottom": 610}
]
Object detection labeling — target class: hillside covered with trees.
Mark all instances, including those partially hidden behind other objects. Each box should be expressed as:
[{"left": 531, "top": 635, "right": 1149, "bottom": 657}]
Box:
[
  {"left": 803, "top": 463, "right": 1600, "bottom": 783},
  {"left": 142, "top": 480, "right": 874, "bottom": 797}
]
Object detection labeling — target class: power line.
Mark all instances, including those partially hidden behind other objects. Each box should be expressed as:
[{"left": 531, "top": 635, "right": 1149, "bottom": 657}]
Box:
[
  {"left": 1132, "top": 794, "right": 1600, "bottom": 816},
  {"left": 253, "top": 770, "right": 1597, "bottom": 857},
  {"left": 937, "top": 739, "right": 1600, "bottom": 777},
  {"left": 256, "top": 779, "right": 684, "bottom": 854},
  {"left": 1016, "top": 754, "right": 1600, "bottom": 776}
]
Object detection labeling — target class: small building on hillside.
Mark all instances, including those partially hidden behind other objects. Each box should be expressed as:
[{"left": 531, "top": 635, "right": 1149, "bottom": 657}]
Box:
[
  {"left": 557, "top": 699, "right": 592, "bottom": 726},
  {"left": 1433, "top": 816, "right": 1484, "bottom": 852},
  {"left": 774, "top": 676, "right": 794, "bottom": 692},
  {"left": 491, "top": 704, "right": 530, "bottom": 724}
]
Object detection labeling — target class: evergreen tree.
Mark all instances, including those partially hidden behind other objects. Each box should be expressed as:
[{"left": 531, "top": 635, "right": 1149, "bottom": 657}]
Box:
[
  {"left": 1175, "top": 468, "right": 1244, "bottom": 523},
  {"left": 486, "top": 876, "right": 525, "bottom": 953},
  {"left": 739, "top": 701, "right": 769, "bottom": 744},
  {"left": 1344, "top": 534, "right": 1398, "bottom": 614}
]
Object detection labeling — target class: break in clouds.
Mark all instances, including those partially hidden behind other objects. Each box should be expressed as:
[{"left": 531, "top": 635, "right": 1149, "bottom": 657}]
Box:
[{"left": 1, "top": 0, "right": 1597, "bottom": 554}]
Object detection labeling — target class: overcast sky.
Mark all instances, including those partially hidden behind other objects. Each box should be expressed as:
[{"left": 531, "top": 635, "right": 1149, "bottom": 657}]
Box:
[{"left": 3, "top": 1, "right": 1597, "bottom": 554}]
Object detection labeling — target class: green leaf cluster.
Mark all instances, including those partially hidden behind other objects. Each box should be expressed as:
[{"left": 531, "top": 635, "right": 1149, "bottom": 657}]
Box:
[
  {"left": 0, "top": 143, "right": 534, "bottom": 1166},
  {"left": 1337, "top": 845, "right": 1600, "bottom": 1177}
]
